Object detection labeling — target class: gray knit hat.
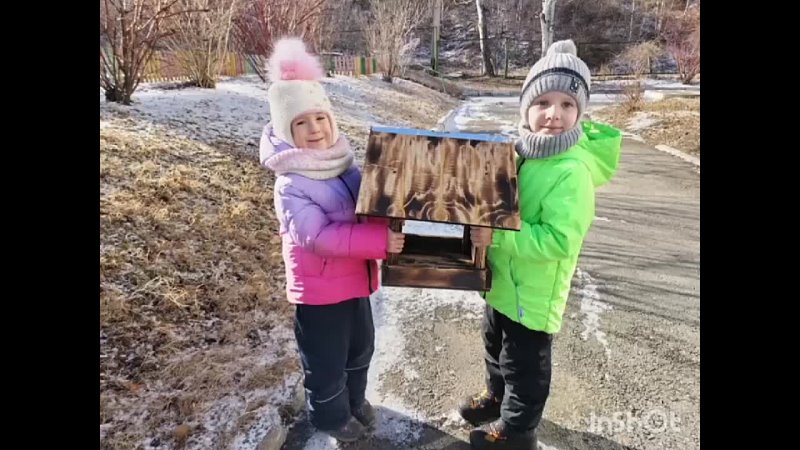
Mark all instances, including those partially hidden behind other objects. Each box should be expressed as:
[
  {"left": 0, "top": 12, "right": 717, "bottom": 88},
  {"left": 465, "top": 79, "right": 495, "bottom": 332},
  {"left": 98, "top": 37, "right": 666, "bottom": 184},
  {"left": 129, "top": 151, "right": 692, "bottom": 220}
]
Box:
[
  {"left": 520, "top": 39, "right": 591, "bottom": 124},
  {"left": 514, "top": 39, "right": 591, "bottom": 159}
]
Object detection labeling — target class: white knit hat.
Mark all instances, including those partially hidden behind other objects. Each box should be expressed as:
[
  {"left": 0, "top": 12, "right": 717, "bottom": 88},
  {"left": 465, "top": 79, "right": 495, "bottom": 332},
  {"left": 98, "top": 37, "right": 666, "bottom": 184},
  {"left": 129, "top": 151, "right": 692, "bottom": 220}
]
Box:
[{"left": 266, "top": 38, "right": 339, "bottom": 147}]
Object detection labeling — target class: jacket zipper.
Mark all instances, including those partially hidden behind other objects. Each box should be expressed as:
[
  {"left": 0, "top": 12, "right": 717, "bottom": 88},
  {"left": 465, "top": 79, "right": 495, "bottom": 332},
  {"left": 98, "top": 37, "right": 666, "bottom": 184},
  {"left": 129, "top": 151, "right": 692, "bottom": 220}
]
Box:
[
  {"left": 338, "top": 175, "right": 372, "bottom": 294},
  {"left": 513, "top": 158, "right": 526, "bottom": 321}
]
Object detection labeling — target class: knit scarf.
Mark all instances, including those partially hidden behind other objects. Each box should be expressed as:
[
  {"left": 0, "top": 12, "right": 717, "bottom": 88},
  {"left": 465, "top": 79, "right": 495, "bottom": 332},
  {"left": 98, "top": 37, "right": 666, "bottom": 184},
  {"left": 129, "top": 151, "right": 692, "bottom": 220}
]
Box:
[
  {"left": 514, "top": 120, "right": 583, "bottom": 160},
  {"left": 263, "top": 135, "right": 354, "bottom": 180}
]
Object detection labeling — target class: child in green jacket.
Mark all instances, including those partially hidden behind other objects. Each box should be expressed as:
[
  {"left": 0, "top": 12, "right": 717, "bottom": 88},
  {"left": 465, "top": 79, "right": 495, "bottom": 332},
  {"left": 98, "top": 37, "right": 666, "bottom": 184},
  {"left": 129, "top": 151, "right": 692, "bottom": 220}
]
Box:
[{"left": 459, "top": 39, "right": 622, "bottom": 450}]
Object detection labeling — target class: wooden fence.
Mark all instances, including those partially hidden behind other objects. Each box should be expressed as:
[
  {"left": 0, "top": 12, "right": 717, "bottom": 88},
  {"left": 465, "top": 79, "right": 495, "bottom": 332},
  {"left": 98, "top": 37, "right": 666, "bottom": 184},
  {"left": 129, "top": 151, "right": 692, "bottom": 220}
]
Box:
[
  {"left": 323, "top": 54, "right": 380, "bottom": 77},
  {"left": 139, "top": 51, "right": 259, "bottom": 83},
  {"left": 101, "top": 50, "right": 380, "bottom": 83}
]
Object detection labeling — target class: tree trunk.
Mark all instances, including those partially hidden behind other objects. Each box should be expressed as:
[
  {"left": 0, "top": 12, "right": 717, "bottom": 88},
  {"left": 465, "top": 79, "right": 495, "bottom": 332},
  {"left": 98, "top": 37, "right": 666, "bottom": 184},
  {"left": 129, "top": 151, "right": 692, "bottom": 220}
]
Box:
[
  {"left": 540, "top": 0, "right": 557, "bottom": 56},
  {"left": 431, "top": 0, "right": 441, "bottom": 72},
  {"left": 475, "top": 0, "right": 494, "bottom": 77},
  {"left": 629, "top": 0, "right": 636, "bottom": 41},
  {"left": 656, "top": 0, "right": 664, "bottom": 34}
]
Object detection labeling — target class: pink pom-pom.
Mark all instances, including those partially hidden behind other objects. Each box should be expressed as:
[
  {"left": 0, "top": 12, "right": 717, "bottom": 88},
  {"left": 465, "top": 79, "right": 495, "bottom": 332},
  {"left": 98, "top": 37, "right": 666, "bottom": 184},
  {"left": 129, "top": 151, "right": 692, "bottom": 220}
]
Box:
[{"left": 267, "top": 38, "right": 324, "bottom": 83}]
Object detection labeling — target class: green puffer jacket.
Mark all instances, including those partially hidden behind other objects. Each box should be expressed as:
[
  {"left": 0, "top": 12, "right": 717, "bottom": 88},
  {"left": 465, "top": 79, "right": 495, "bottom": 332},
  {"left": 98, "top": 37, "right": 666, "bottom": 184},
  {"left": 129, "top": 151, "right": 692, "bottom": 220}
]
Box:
[{"left": 483, "top": 120, "right": 622, "bottom": 333}]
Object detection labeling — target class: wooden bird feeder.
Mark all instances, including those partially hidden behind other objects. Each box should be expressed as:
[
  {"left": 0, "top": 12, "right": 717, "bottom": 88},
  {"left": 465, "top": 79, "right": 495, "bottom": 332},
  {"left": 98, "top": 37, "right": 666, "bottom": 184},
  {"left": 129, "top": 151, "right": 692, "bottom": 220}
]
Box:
[{"left": 355, "top": 126, "right": 521, "bottom": 291}]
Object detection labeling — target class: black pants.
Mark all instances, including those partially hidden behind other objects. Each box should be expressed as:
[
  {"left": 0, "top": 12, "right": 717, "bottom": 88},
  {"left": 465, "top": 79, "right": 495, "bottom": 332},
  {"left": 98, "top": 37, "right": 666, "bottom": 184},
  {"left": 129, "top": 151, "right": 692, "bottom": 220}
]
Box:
[
  {"left": 483, "top": 303, "right": 553, "bottom": 432},
  {"left": 294, "top": 297, "right": 375, "bottom": 431}
]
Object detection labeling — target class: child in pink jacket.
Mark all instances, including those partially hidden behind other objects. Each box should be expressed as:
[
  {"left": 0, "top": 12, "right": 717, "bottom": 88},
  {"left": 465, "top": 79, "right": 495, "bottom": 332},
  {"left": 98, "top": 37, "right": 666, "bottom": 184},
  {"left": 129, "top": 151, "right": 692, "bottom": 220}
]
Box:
[{"left": 259, "top": 38, "right": 405, "bottom": 442}]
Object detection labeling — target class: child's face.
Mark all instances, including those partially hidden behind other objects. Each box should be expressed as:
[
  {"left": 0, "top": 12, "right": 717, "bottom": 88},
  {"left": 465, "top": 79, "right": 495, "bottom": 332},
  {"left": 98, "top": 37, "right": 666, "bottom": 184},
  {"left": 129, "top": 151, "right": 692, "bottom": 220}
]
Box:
[
  {"left": 291, "top": 112, "right": 333, "bottom": 150},
  {"left": 527, "top": 91, "right": 579, "bottom": 136}
]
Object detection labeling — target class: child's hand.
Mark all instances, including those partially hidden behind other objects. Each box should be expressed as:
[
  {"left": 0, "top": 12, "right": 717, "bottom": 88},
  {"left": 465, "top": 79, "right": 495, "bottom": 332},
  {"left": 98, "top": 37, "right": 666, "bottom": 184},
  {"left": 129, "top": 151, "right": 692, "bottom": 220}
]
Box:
[
  {"left": 387, "top": 230, "right": 406, "bottom": 253},
  {"left": 470, "top": 227, "right": 493, "bottom": 247}
]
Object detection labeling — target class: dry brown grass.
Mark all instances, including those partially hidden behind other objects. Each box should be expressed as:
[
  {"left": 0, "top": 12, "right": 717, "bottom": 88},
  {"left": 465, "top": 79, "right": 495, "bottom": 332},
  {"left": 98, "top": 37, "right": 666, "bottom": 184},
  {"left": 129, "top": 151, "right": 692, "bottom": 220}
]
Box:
[
  {"left": 593, "top": 97, "right": 700, "bottom": 155},
  {"left": 100, "top": 121, "right": 287, "bottom": 326},
  {"left": 447, "top": 73, "right": 523, "bottom": 97},
  {"left": 100, "top": 119, "right": 297, "bottom": 449}
]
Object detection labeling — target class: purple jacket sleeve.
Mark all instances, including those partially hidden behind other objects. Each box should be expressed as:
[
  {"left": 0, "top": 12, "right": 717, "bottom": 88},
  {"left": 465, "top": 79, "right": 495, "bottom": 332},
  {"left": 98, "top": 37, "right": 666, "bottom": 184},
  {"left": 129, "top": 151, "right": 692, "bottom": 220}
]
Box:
[{"left": 276, "top": 181, "right": 388, "bottom": 259}]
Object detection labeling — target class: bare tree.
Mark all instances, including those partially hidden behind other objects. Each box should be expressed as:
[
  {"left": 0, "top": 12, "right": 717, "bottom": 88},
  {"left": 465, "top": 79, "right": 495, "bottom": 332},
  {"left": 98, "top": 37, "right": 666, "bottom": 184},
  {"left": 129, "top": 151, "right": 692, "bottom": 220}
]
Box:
[
  {"left": 655, "top": 0, "right": 666, "bottom": 34},
  {"left": 540, "top": 0, "right": 558, "bottom": 55},
  {"left": 164, "top": 0, "right": 242, "bottom": 88},
  {"left": 230, "top": 0, "right": 327, "bottom": 82},
  {"left": 618, "top": 40, "right": 663, "bottom": 76},
  {"left": 100, "top": 0, "right": 194, "bottom": 104},
  {"left": 662, "top": 3, "right": 699, "bottom": 84},
  {"left": 361, "top": 0, "right": 428, "bottom": 82},
  {"left": 616, "top": 41, "right": 663, "bottom": 111},
  {"left": 475, "top": 0, "right": 494, "bottom": 76},
  {"left": 318, "top": 0, "right": 356, "bottom": 54}
]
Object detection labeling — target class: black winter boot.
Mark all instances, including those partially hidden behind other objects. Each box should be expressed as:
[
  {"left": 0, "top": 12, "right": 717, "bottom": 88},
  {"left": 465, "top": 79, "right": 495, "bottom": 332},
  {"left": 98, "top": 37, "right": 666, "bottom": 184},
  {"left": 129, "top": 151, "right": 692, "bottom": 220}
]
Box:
[
  {"left": 458, "top": 389, "right": 502, "bottom": 425},
  {"left": 352, "top": 399, "right": 376, "bottom": 428},
  {"left": 326, "top": 416, "right": 366, "bottom": 442},
  {"left": 469, "top": 418, "right": 537, "bottom": 450}
]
